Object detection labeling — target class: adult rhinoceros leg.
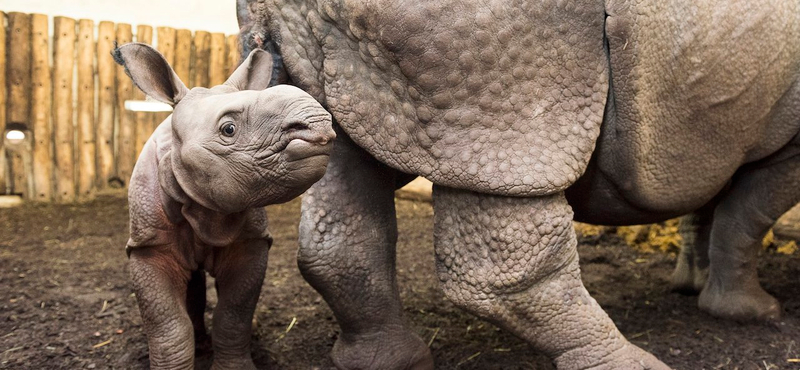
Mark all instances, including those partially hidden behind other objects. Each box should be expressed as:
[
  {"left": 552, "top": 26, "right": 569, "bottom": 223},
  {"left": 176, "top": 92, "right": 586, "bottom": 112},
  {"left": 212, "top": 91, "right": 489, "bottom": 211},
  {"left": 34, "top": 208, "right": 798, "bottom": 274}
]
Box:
[
  {"left": 670, "top": 205, "right": 715, "bottom": 294},
  {"left": 699, "top": 150, "right": 800, "bottom": 321},
  {"left": 298, "top": 128, "right": 433, "bottom": 370},
  {"left": 433, "top": 186, "right": 670, "bottom": 370}
]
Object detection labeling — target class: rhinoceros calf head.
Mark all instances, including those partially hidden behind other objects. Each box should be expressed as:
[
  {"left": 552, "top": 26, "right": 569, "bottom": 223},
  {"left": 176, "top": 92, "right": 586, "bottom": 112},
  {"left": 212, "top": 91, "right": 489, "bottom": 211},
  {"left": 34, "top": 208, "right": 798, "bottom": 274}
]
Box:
[{"left": 114, "top": 43, "right": 335, "bottom": 213}]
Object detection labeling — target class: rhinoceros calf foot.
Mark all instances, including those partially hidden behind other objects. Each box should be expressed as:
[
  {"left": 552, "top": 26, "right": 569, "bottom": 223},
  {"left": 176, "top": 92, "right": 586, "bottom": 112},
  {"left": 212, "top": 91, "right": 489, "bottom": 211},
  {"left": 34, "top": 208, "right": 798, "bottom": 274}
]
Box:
[
  {"left": 210, "top": 358, "right": 257, "bottom": 370},
  {"left": 698, "top": 282, "right": 780, "bottom": 321},
  {"left": 331, "top": 328, "right": 433, "bottom": 370}
]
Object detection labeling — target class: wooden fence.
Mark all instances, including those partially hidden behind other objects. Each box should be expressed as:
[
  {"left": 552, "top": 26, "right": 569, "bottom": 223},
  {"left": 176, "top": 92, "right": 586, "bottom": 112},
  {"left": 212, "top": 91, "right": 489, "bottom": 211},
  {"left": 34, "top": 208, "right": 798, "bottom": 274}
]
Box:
[{"left": 0, "top": 11, "right": 241, "bottom": 202}]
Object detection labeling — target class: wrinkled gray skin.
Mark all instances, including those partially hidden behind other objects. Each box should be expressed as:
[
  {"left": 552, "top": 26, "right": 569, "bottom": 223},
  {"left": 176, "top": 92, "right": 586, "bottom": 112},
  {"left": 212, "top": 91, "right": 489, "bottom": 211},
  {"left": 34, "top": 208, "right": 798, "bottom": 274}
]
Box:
[
  {"left": 116, "top": 43, "right": 335, "bottom": 370},
  {"left": 238, "top": 0, "right": 800, "bottom": 369}
]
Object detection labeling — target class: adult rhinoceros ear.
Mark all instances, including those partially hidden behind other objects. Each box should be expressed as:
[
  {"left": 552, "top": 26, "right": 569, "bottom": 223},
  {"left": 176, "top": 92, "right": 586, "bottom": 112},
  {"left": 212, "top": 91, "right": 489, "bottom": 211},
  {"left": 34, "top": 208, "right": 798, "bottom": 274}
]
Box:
[
  {"left": 224, "top": 48, "right": 274, "bottom": 91},
  {"left": 113, "top": 42, "right": 189, "bottom": 106}
]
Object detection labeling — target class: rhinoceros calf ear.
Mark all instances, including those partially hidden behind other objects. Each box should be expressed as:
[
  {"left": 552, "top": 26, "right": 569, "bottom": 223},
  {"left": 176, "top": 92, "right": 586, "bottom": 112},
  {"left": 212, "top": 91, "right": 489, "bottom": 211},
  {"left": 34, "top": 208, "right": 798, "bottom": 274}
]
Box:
[
  {"left": 113, "top": 42, "right": 189, "bottom": 106},
  {"left": 224, "top": 48, "right": 274, "bottom": 91}
]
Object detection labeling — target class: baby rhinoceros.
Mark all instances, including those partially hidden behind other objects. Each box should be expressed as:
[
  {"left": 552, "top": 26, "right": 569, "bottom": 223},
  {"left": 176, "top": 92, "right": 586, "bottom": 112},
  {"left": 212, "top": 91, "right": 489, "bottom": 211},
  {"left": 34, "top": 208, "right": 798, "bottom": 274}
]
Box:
[{"left": 114, "top": 43, "right": 334, "bottom": 370}]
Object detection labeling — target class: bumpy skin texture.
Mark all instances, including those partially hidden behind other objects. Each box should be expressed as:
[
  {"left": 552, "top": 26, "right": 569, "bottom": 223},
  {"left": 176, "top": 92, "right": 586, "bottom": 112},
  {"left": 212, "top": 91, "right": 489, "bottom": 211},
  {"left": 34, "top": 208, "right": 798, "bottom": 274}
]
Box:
[
  {"left": 118, "top": 43, "right": 335, "bottom": 369},
  {"left": 239, "top": 0, "right": 800, "bottom": 368},
  {"left": 299, "top": 128, "right": 432, "bottom": 370},
  {"left": 569, "top": 0, "right": 800, "bottom": 320},
  {"left": 249, "top": 0, "right": 608, "bottom": 196},
  {"left": 434, "top": 187, "right": 668, "bottom": 370}
]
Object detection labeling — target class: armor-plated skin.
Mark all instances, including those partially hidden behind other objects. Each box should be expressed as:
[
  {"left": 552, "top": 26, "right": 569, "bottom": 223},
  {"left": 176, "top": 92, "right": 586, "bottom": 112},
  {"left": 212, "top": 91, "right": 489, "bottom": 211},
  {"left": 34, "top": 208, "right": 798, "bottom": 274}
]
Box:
[
  {"left": 238, "top": 1, "right": 800, "bottom": 369},
  {"left": 116, "top": 43, "right": 335, "bottom": 370}
]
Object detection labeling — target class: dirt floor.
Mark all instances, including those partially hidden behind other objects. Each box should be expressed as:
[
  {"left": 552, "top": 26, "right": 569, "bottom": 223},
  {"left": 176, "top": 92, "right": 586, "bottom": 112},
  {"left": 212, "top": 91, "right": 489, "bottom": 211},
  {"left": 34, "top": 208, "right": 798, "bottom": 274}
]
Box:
[{"left": 1, "top": 193, "right": 799, "bottom": 370}]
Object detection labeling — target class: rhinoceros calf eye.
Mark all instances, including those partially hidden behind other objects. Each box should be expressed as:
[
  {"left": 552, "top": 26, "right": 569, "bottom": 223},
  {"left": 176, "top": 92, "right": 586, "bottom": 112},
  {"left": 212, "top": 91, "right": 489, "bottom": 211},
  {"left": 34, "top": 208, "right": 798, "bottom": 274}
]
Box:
[{"left": 221, "top": 123, "right": 236, "bottom": 137}]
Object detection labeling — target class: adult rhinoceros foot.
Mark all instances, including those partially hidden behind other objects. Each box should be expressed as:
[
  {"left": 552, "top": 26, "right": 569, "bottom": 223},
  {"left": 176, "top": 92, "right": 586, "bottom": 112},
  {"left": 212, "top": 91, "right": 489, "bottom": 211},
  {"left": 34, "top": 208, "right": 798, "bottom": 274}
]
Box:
[
  {"left": 332, "top": 326, "right": 433, "bottom": 370},
  {"left": 698, "top": 281, "right": 781, "bottom": 321},
  {"left": 556, "top": 343, "right": 670, "bottom": 370}
]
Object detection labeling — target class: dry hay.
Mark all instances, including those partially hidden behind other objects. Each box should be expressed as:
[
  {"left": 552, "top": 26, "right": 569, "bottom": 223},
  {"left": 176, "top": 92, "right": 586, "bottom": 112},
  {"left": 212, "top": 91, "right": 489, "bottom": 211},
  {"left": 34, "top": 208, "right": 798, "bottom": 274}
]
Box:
[{"left": 575, "top": 220, "right": 798, "bottom": 256}]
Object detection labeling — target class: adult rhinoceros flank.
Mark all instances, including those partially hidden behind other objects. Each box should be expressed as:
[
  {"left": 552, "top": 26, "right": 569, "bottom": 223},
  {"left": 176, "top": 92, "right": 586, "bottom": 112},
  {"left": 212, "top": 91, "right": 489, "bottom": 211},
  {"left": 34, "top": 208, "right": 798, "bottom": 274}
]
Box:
[{"left": 238, "top": 0, "right": 800, "bottom": 369}]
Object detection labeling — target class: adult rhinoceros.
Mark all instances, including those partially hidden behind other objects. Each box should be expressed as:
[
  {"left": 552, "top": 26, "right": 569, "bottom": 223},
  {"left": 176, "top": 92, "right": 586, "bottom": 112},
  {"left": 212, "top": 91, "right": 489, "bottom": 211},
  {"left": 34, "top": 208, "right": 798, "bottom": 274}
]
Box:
[{"left": 237, "top": 0, "right": 800, "bottom": 369}]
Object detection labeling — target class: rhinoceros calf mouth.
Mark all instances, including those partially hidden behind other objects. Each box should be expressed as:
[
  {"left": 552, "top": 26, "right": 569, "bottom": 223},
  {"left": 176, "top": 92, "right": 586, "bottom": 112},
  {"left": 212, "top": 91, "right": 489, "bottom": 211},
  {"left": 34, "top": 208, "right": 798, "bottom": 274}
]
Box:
[{"left": 283, "top": 138, "right": 333, "bottom": 163}]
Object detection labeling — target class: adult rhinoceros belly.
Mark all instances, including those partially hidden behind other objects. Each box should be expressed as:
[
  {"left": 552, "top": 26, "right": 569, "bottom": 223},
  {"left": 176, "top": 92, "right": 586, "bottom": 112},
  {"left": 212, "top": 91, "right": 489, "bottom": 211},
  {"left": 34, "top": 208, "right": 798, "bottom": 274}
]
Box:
[
  {"left": 590, "top": 0, "right": 800, "bottom": 214},
  {"left": 268, "top": 0, "right": 609, "bottom": 196}
]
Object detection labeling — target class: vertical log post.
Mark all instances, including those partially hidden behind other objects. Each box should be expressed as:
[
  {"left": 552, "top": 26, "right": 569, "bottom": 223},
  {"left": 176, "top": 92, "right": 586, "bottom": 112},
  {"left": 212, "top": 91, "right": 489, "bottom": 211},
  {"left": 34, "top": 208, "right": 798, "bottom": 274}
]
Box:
[
  {"left": 53, "top": 16, "right": 77, "bottom": 203},
  {"left": 96, "top": 21, "right": 116, "bottom": 189},
  {"left": 6, "top": 12, "right": 32, "bottom": 127},
  {"left": 0, "top": 12, "right": 7, "bottom": 194},
  {"left": 115, "top": 23, "right": 135, "bottom": 186},
  {"left": 5, "top": 12, "right": 32, "bottom": 196},
  {"left": 77, "top": 19, "right": 96, "bottom": 201},
  {"left": 226, "top": 34, "right": 241, "bottom": 76},
  {"left": 134, "top": 25, "right": 153, "bottom": 159},
  {"left": 192, "top": 31, "right": 211, "bottom": 88},
  {"left": 8, "top": 143, "right": 31, "bottom": 197},
  {"left": 155, "top": 27, "right": 176, "bottom": 126},
  {"left": 209, "top": 33, "right": 226, "bottom": 86},
  {"left": 31, "top": 14, "right": 53, "bottom": 201},
  {"left": 174, "top": 29, "right": 192, "bottom": 86}
]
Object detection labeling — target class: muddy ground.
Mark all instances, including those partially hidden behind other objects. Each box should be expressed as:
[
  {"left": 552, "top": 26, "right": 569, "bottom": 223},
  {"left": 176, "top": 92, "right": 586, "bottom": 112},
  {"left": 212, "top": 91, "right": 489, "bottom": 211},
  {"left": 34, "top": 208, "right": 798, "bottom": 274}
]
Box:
[{"left": 0, "top": 193, "right": 798, "bottom": 370}]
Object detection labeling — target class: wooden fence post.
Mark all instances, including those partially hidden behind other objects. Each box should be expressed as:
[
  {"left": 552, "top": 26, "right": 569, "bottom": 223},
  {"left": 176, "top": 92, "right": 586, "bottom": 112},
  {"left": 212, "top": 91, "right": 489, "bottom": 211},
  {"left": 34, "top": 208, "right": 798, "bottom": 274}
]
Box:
[
  {"left": 5, "top": 12, "right": 32, "bottom": 196},
  {"left": 155, "top": 27, "right": 176, "bottom": 125},
  {"left": 174, "top": 29, "right": 192, "bottom": 86},
  {"left": 192, "top": 31, "right": 211, "bottom": 88},
  {"left": 226, "top": 34, "right": 240, "bottom": 76},
  {"left": 77, "top": 19, "right": 96, "bottom": 201},
  {"left": 8, "top": 142, "right": 31, "bottom": 197},
  {"left": 31, "top": 13, "right": 53, "bottom": 201},
  {"left": 53, "top": 16, "right": 77, "bottom": 203},
  {"left": 209, "top": 33, "right": 226, "bottom": 86},
  {"left": 0, "top": 11, "right": 7, "bottom": 194},
  {"left": 96, "top": 21, "right": 116, "bottom": 189},
  {"left": 115, "top": 23, "right": 134, "bottom": 186},
  {"left": 134, "top": 25, "right": 154, "bottom": 159},
  {"left": 6, "top": 13, "right": 32, "bottom": 128}
]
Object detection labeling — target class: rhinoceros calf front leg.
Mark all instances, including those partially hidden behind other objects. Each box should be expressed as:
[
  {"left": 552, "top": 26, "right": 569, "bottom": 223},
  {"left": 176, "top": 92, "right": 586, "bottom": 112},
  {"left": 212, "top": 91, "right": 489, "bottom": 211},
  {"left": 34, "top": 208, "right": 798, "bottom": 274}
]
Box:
[
  {"left": 129, "top": 246, "right": 195, "bottom": 370},
  {"left": 433, "top": 186, "right": 670, "bottom": 370},
  {"left": 206, "top": 237, "right": 269, "bottom": 370},
  {"left": 298, "top": 129, "right": 433, "bottom": 370}
]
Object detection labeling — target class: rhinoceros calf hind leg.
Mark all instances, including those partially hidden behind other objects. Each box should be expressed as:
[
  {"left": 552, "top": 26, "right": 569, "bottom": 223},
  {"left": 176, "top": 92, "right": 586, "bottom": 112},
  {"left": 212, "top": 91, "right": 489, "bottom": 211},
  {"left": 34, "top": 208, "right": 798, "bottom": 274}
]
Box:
[
  {"left": 699, "top": 149, "right": 800, "bottom": 321},
  {"left": 670, "top": 206, "right": 714, "bottom": 294},
  {"left": 186, "top": 270, "right": 212, "bottom": 353},
  {"left": 206, "top": 238, "right": 269, "bottom": 370},
  {"left": 433, "top": 186, "right": 671, "bottom": 370},
  {"left": 298, "top": 129, "right": 433, "bottom": 370}
]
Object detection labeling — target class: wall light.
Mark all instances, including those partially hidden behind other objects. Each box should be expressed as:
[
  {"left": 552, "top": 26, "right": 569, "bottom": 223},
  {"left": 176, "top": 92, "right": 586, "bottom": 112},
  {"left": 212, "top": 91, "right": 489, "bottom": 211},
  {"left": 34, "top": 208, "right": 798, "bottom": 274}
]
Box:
[
  {"left": 5, "top": 130, "right": 25, "bottom": 144},
  {"left": 125, "top": 100, "right": 173, "bottom": 112}
]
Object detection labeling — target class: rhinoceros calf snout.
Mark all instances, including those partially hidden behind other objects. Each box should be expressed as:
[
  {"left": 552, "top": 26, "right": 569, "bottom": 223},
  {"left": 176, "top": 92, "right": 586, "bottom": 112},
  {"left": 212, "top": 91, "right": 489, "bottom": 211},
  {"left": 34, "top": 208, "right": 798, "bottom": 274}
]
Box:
[{"left": 281, "top": 119, "right": 336, "bottom": 145}]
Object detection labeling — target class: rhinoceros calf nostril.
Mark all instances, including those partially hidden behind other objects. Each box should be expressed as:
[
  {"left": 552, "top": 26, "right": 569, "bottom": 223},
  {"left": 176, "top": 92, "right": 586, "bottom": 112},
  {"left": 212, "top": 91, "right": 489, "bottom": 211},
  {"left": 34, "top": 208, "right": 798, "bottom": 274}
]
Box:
[{"left": 282, "top": 121, "right": 310, "bottom": 133}]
